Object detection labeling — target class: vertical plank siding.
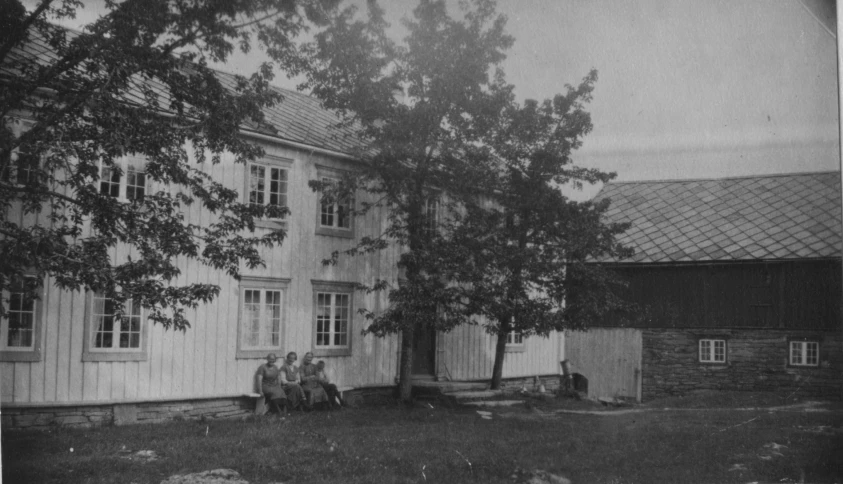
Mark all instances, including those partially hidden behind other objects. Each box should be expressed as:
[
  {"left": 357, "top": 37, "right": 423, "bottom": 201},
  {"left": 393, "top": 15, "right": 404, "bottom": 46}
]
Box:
[
  {"left": 441, "top": 325, "right": 564, "bottom": 381},
  {"left": 565, "top": 328, "right": 643, "bottom": 401},
  {"left": 1, "top": 139, "right": 563, "bottom": 405}
]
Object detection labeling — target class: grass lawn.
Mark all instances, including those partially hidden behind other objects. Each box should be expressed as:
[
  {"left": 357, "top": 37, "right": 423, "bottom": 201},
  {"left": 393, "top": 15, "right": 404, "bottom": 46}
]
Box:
[{"left": 3, "top": 393, "right": 842, "bottom": 484}]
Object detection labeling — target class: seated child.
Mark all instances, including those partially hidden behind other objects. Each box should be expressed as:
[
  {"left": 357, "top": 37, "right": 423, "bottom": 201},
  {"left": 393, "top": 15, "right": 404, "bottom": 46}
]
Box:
[{"left": 316, "top": 360, "right": 345, "bottom": 409}]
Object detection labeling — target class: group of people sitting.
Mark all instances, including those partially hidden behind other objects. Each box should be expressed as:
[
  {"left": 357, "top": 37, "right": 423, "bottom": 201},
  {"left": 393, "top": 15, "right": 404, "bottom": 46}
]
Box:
[{"left": 255, "top": 351, "right": 346, "bottom": 415}]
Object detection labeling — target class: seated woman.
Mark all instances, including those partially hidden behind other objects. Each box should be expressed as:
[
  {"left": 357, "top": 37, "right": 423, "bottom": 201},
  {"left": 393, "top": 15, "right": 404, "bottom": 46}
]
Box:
[
  {"left": 255, "top": 353, "right": 287, "bottom": 415},
  {"left": 279, "top": 352, "right": 307, "bottom": 411},
  {"left": 300, "top": 352, "right": 329, "bottom": 409},
  {"left": 316, "top": 360, "right": 345, "bottom": 409}
]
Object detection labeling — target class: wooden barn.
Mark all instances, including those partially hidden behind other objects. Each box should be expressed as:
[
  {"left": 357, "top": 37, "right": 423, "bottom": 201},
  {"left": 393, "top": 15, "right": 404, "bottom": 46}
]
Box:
[
  {"left": 566, "top": 172, "right": 842, "bottom": 401},
  {"left": 0, "top": 36, "right": 564, "bottom": 429}
]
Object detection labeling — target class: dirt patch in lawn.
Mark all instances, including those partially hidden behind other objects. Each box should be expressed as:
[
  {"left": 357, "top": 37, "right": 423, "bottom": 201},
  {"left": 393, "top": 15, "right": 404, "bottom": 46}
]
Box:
[{"left": 484, "top": 390, "right": 843, "bottom": 418}]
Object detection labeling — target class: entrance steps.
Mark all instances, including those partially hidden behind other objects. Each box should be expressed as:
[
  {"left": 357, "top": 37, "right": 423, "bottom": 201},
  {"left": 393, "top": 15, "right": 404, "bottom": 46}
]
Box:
[{"left": 411, "top": 380, "right": 529, "bottom": 406}]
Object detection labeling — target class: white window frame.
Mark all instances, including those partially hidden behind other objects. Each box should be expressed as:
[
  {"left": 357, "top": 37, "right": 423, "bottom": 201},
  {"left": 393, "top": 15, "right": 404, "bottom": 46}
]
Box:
[
  {"left": 236, "top": 277, "right": 290, "bottom": 359},
  {"left": 82, "top": 292, "right": 148, "bottom": 362},
  {"left": 1, "top": 119, "right": 41, "bottom": 187},
  {"left": 505, "top": 329, "right": 526, "bottom": 353},
  {"left": 422, "top": 197, "right": 439, "bottom": 237},
  {"left": 0, "top": 275, "right": 43, "bottom": 362},
  {"left": 246, "top": 155, "right": 291, "bottom": 229},
  {"left": 789, "top": 340, "right": 819, "bottom": 367},
  {"left": 99, "top": 155, "right": 147, "bottom": 202},
  {"left": 699, "top": 338, "right": 727, "bottom": 364},
  {"left": 312, "top": 280, "right": 354, "bottom": 357},
  {"left": 315, "top": 166, "right": 354, "bottom": 238}
]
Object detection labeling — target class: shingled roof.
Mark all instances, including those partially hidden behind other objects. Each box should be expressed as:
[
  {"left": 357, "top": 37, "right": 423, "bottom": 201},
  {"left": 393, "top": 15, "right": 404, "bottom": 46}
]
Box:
[
  {"left": 3, "top": 27, "right": 363, "bottom": 157},
  {"left": 595, "top": 172, "right": 842, "bottom": 263}
]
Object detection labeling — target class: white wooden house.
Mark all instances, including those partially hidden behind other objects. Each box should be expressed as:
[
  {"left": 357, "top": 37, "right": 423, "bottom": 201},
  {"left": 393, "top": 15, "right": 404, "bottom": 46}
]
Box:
[{"left": 1, "top": 39, "right": 563, "bottom": 428}]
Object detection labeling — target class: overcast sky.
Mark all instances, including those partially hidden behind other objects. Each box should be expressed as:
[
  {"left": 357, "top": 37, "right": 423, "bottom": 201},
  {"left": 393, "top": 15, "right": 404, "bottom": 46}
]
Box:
[{"left": 31, "top": 0, "right": 841, "bottom": 194}]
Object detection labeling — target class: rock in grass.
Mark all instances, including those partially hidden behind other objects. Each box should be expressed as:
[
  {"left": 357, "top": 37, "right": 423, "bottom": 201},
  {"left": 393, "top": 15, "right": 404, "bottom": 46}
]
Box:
[
  {"left": 511, "top": 467, "right": 571, "bottom": 484},
  {"left": 160, "top": 469, "right": 250, "bottom": 484}
]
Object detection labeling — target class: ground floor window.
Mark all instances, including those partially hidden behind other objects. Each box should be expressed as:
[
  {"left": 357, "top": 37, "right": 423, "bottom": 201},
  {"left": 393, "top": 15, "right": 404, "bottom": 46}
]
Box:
[
  {"left": 505, "top": 330, "right": 525, "bottom": 353},
  {"left": 236, "top": 277, "right": 289, "bottom": 359},
  {"left": 82, "top": 293, "right": 148, "bottom": 362},
  {"left": 0, "top": 276, "right": 42, "bottom": 362},
  {"left": 789, "top": 340, "right": 819, "bottom": 367},
  {"left": 312, "top": 281, "right": 354, "bottom": 357},
  {"left": 698, "top": 338, "right": 726, "bottom": 363}
]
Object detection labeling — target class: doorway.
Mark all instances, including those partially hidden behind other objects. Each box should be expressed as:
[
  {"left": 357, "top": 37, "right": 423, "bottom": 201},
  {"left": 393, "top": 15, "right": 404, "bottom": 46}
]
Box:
[{"left": 411, "top": 323, "right": 436, "bottom": 377}]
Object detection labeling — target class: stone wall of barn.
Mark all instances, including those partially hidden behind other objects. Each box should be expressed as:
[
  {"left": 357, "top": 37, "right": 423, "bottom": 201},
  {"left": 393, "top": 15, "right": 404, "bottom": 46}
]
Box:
[{"left": 641, "top": 329, "right": 843, "bottom": 400}]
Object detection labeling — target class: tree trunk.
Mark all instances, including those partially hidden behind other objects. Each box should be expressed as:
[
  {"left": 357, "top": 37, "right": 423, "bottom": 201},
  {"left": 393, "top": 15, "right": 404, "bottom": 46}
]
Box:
[
  {"left": 490, "top": 330, "right": 508, "bottom": 390},
  {"left": 398, "top": 324, "right": 415, "bottom": 402}
]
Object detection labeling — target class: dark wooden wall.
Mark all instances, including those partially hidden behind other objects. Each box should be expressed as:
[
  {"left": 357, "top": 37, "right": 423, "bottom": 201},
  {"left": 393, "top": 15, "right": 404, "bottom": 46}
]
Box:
[{"left": 599, "top": 260, "right": 841, "bottom": 330}]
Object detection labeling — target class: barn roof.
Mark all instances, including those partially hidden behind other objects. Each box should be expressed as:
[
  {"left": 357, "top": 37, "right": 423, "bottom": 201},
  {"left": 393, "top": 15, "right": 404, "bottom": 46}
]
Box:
[
  {"left": 3, "top": 27, "right": 363, "bottom": 157},
  {"left": 594, "top": 171, "right": 842, "bottom": 263}
]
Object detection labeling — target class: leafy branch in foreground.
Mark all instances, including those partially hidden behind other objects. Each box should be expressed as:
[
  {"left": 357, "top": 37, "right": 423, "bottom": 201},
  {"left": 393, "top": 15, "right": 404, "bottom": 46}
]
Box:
[{"left": 1, "top": 0, "right": 340, "bottom": 329}]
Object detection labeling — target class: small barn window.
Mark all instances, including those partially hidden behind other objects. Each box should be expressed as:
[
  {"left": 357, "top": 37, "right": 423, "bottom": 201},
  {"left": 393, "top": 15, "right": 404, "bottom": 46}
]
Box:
[
  {"left": 698, "top": 339, "right": 726, "bottom": 363},
  {"left": 789, "top": 341, "right": 819, "bottom": 367}
]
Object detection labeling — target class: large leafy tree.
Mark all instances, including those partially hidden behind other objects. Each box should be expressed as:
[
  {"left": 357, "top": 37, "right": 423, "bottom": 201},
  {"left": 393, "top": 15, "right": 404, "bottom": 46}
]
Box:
[
  {"left": 0, "top": 0, "right": 340, "bottom": 329},
  {"left": 301, "top": 0, "right": 513, "bottom": 401},
  {"left": 450, "top": 72, "right": 633, "bottom": 389}
]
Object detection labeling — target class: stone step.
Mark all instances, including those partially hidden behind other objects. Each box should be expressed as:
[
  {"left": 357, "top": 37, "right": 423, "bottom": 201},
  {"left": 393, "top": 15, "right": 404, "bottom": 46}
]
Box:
[
  {"left": 447, "top": 390, "right": 503, "bottom": 401},
  {"left": 412, "top": 381, "right": 489, "bottom": 395},
  {"left": 463, "top": 400, "right": 525, "bottom": 407}
]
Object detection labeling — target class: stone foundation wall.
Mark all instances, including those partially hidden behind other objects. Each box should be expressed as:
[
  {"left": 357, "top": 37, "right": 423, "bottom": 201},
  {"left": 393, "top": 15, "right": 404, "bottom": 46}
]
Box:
[
  {"left": 642, "top": 329, "right": 843, "bottom": 401},
  {"left": 498, "top": 374, "right": 561, "bottom": 393},
  {"left": 1, "top": 396, "right": 255, "bottom": 430}
]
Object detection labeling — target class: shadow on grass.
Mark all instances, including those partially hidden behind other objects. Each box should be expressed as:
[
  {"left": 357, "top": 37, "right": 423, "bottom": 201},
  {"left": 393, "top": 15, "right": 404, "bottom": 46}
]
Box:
[{"left": 3, "top": 398, "right": 842, "bottom": 484}]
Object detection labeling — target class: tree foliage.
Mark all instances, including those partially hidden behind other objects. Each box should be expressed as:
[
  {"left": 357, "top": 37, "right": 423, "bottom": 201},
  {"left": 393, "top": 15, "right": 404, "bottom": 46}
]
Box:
[
  {"left": 448, "top": 71, "right": 634, "bottom": 388},
  {"left": 0, "top": 0, "right": 340, "bottom": 329},
  {"left": 301, "top": 0, "right": 514, "bottom": 400}
]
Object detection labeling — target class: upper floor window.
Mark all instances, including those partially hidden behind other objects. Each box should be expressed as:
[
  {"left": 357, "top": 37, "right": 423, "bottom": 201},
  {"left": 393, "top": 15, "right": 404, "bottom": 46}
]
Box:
[
  {"left": 320, "top": 177, "right": 351, "bottom": 229},
  {"left": 422, "top": 197, "right": 439, "bottom": 237},
  {"left": 100, "top": 156, "right": 146, "bottom": 201},
  {"left": 236, "top": 277, "right": 289, "bottom": 359},
  {"left": 0, "top": 276, "right": 43, "bottom": 362},
  {"left": 1, "top": 148, "right": 40, "bottom": 186},
  {"left": 1, "top": 119, "right": 42, "bottom": 187},
  {"left": 315, "top": 166, "right": 354, "bottom": 238},
  {"left": 789, "top": 340, "right": 819, "bottom": 367},
  {"left": 699, "top": 338, "right": 726, "bottom": 363},
  {"left": 82, "top": 292, "right": 148, "bottom": 362},
  {"left": 248, "top": 161, "right": 288, "bottom": 219}
]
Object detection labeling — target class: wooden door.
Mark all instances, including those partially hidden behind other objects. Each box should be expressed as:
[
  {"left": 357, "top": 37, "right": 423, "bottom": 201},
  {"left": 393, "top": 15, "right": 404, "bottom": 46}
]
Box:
[{"left": 565, "top": 328, "right": 643, "bottom": 401}]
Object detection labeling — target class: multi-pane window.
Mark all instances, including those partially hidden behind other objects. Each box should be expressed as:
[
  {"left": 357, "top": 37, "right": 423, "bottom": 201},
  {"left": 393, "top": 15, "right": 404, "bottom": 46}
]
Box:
[
  {"left": 422, "top": 198, "right": 439, "bottom": 237},
  {"left": 1, "top": 149, "right": 40, "bottom": 186},
  {"left": 315, "top": 292, "right": 350, "bottom": 348},
  {"left": 236, "top": 278, "right": 288, "bottom": 359},
  {"left": 1, "top": 278, "right": 37, "bottom": 351},
  {"left": 699, "top": 339, "right": 726, "bottom": 363},
  {"left": 790, "top": 341, "right": 819, "bottom": 367},
  {"left": 91, "top": 295, "right": 142, "bottom": 350},
  {"left": 248, "top": 163, "right": 288, "bottom": 218},
  {"left": 319, "top": 177, "right": 351, "bottom": 230},
  {"left": 100, "top": 157, "right": 146, "bottom": 201},
  {"left": 241, "top": 288, "right": 283, "bottom": 350},
  {"left": 506, "top": 331, "right": 523, "bottom": 346}
]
